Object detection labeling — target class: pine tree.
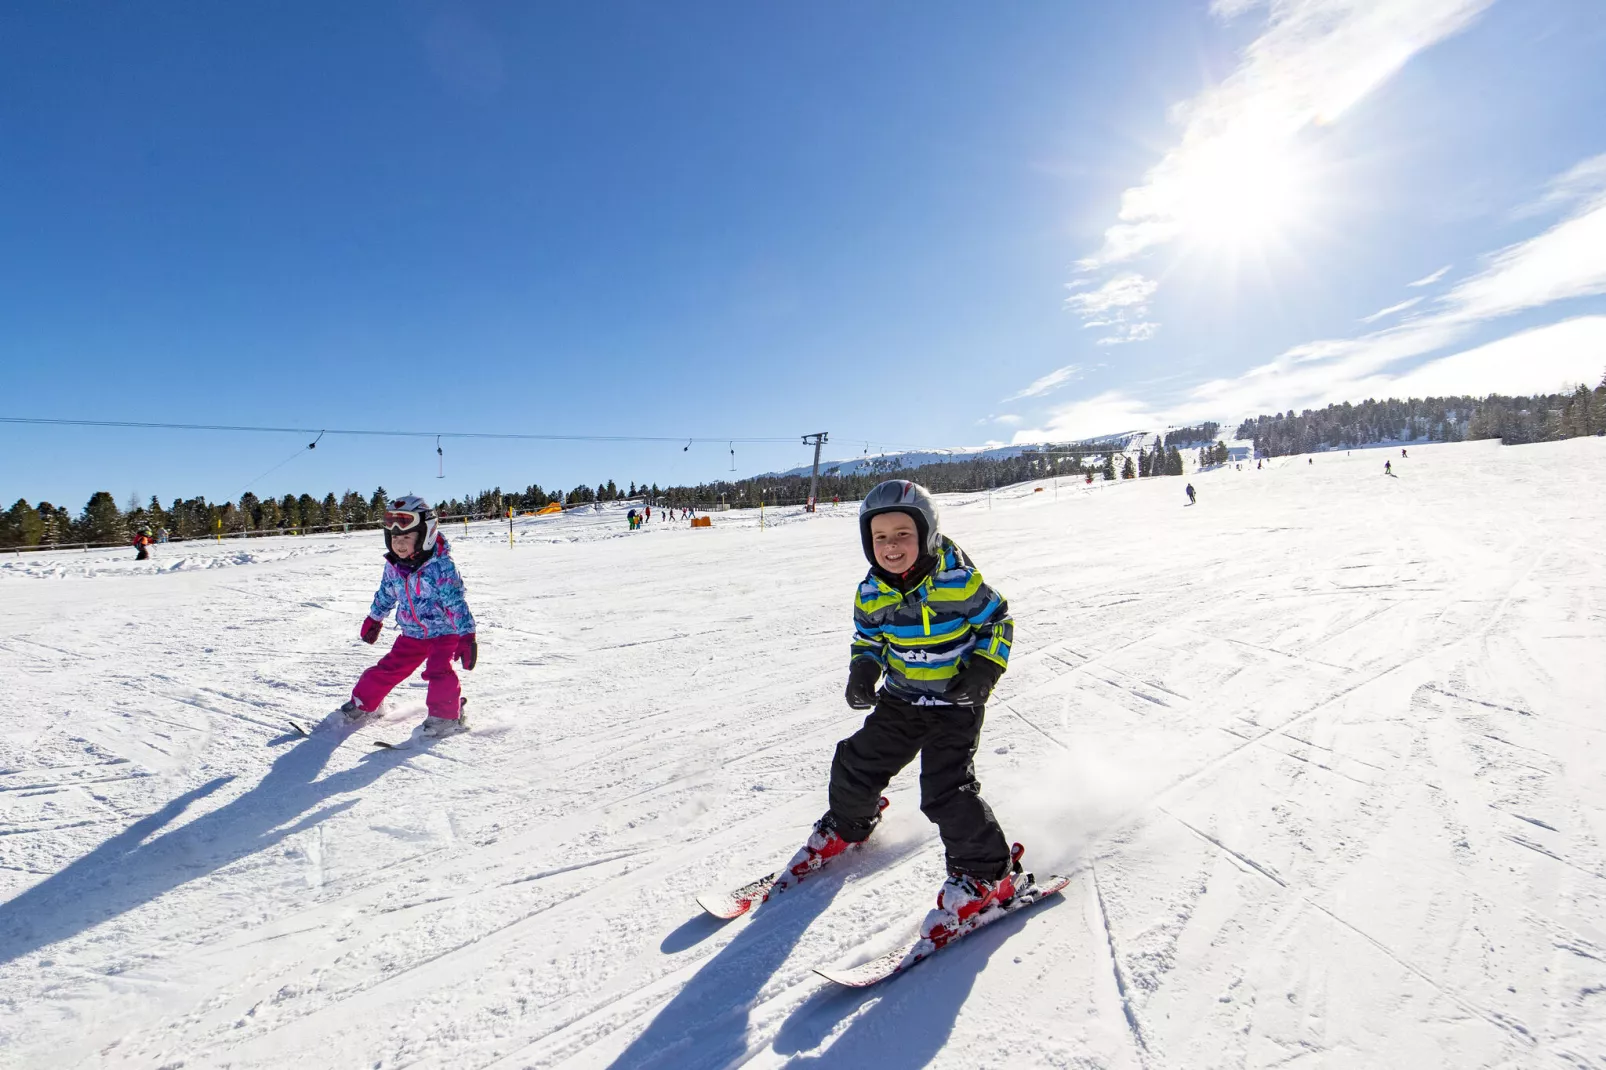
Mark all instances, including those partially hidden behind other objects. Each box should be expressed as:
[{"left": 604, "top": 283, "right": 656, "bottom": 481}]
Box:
[
  {"left": 1100, "top": 454, "right": 1116, "bottom": 481},
  {"left": 239, "top": 492, "right": 262, "bottom": 530},
  {"left": 0, "top": 499, "right": 42, "bottom": 547},
  {"left": 370, "top": 487, "right": 388, "bottom": 515},
  {"left": 1121, "top": 456, "right": 1136, "bottom": 480},
  {"left": 81, "top": 491, "right": 125, "bottom": 544}
]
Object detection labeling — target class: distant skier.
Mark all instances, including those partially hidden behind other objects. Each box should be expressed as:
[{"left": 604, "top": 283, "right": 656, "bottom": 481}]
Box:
[
  {"left": 1401, "top": 448, "right": 1408, "bottom": 459},
  {"left": 342, "top": 496, "right": 477, "bottom": 739},
  {"left": 782, "top": 480, "right": 1025, "bottom": 948},
  {"left": 1185, "top": 483, "right": 1196, "bottom": 505},
  {"left": 132, "top": 526, "right": 154, "bottom": 561},
  {"left": 1384, "top": 460, "right": 1393, "bottom": 475}
]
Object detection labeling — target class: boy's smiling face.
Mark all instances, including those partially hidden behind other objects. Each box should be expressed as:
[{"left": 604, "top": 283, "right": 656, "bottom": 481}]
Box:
[{"left": 869, "top": 511, "right": 920, "bottom": 573}]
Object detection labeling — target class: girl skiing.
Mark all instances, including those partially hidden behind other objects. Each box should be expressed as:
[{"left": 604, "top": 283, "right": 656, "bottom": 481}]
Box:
[{"left": 342, "top": 495, "right": 477, "bottom": 738}]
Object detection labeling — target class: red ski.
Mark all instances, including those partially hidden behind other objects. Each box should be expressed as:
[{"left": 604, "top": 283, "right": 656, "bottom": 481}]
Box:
[
  {"left": 697, "top": 798, "right": 890, "bottom": 920},
  {"left": 814, "top": 872, "right": 1072, "bottom": 987}
]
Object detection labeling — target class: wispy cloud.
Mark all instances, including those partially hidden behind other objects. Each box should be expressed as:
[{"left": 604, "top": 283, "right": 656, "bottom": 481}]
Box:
[
  {"left": 1080, "top": 0, "right": 1492, "bottom": 272},
  {"left": 1004, "top": 364, "right": 1083, "bottom": 401},
  {"left": 1515, "top": 152, "right": 1606, "bottom": 219},
  {"left": 1064, "top": 273, "right": 1157, "bottom": 344},
  {"left": 1017, "top": 151, "right": 1606, "bottom": 441},
  {"left": 1096, "top": 322, "right": 1159, "bottom": 346},
  {"left": 1064, "top": 273, "right": 1156, "bottom": 316},
  {"left": 1067, "top": 0, "right": 1493, "bottom": 346},
  {"left": 1407, "top": 265, "right": 1451, "bottom": 287},
  {"left": 1360, "top": 296, "right": 1423, "bottom": 323},
  {"left": 1441, "top": 179, "right": 1606, "bottom": 322}
]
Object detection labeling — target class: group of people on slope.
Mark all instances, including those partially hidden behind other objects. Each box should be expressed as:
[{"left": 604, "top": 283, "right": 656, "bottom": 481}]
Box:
[{"left": 343, "top": 481, "right": 1028, "bottom": 940}]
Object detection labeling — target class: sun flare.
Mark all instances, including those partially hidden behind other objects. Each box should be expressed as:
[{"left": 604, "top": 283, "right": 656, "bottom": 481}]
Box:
[{"left": 1170, "top": 132, "right": 1314, "bottom": 254}]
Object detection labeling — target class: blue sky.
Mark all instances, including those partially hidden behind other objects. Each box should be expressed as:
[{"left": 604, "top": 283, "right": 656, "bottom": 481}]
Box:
[{"left": 2, "top": 0, "right": 1603, "bottom": 510}]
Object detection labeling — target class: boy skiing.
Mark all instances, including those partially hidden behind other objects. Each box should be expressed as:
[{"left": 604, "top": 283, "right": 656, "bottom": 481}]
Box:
[
  {"left": 783, "top": 480, "right": 1024, "bottom": 947},
  {"left": 341, "top": 495, "right": 477, "bottom": 738}
]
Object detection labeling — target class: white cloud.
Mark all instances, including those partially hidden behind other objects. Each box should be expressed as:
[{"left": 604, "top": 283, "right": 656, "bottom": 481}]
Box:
[
  {"left": 1064, "top": 273, "right": 1157, "bottom": 315},
  {"left": 1080, "top": 0, "right": 1493, "bottom": 272},
  {"left": 1004, "top": 364, "right": 1083, "bottom": 401},
  {"left": 995, "top": 413, "right": 1024, "bottom": 426},
  {"left": 1360, "top": 296, "right": 1423, "bottom": 323},
  {"left": 1438, "top": 182, "right": 1606, "bottom": 322},
  {"left": 1096, "top": 322, "right": 1159, "bottom": 346},
  {"left": 1010, "top": 391, "right": 1162, "bottom": 444},
  {"left": 1064, "top": 274, "right": 1157, "bottom": 344},
  {"left": 1515, "top": 152, "right": 1606, "bottom": 219},
  {"left": 1408, "top": 265, "right": 1451, "bottom": 287},
  {"left": 1012, "top": 152, "right": 1606, "bottom": 440},
  {"left": 1386, "top": 316, "right": 1606, "bottom": 397},
  {"left": 1011, "top": 317, "right": 1606, "bottom": 444}
]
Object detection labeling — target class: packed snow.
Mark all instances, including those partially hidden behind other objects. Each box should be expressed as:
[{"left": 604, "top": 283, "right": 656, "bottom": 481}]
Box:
[{"left": 1, "top": 438, "right": 1603, "bottom": 1069}]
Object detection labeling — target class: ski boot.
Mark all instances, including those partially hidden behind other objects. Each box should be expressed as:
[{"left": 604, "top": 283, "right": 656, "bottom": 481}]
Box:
[
  {"left": 775, "top": 797, "right": 889, "bottom": 891},
  {"left": 421, "top": 698, "right": 469, "bottom": 739},
  {"left": 921, "top": 842, "right": 1032, "bottom": 949},
  {"left": 338, "top": 699, "right": 370, "bottom": 724}
]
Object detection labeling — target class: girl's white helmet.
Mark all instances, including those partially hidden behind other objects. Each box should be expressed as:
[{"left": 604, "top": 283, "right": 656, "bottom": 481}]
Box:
[{"left": 383, "top": 495, "right": 439, "bottom": 555}]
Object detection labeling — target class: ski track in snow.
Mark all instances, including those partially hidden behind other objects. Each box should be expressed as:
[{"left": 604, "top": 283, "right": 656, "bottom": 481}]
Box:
[{"left": 1, "top": 438, "right": 1604, "bottom": 1069}]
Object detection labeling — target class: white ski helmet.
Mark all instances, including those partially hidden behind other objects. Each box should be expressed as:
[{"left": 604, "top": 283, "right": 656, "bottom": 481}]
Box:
[
  {"left": 858, "top": 480, "right": 940, "bottom": 563},
  {"left": 383, "top": 494, "right": 439, "bottom": 555}
]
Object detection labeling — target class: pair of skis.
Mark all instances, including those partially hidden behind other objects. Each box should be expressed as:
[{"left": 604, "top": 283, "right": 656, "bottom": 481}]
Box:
[
  {"left": 287, "top": 698, "right": 468, "bottom": 750},
  {"left": 696, "top": 827, "right": 1069, "bottom": 987}
]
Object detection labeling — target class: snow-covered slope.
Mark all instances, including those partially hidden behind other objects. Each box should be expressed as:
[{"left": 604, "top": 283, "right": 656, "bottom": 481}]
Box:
[
  {"left": 2, "top": 438, "right": 1603, "bottom": 1069},
  {"left": 763, "top": 432, "right": 1149, "bottom": 480}
]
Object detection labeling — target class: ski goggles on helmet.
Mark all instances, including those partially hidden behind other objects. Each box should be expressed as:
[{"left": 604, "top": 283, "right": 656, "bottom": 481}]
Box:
[{"left": 383, "top": 509, "right": 422, "bottom": 532}]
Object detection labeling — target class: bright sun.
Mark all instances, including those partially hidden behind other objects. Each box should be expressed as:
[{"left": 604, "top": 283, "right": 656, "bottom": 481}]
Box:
[{"left": 1170, "top": 132, "right": 1313, "bottom": 254}]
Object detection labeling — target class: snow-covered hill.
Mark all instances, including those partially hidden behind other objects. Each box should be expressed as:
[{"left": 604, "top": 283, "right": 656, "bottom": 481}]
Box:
[
  {"left": 762, "top": 432, "right": 1151, "bottom": 480},
  {"left": 2, "top": 438, "right": 1603, "bottom": 1069}
]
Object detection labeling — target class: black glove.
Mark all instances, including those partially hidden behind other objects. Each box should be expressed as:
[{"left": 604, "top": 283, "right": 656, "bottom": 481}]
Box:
[
  {"left": 845, "top": 658, "right": 881, "bottom": 709},
  {"left": 457, "top": 633, "right": 477, "bottom": 670},
  {"left": 945, "top": 657, "right": 1004, "bottom": 707},
  {"left": 360, "top": 616, "right": 382, "bottom": 645}
]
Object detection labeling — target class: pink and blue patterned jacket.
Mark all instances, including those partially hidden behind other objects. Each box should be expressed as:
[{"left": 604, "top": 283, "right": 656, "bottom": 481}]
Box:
[{"left": 367, "top": 537, "right": 477, "bottom": 639}]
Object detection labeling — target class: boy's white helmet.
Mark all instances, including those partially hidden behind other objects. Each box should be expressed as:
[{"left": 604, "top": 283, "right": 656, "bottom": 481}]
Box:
[
  {"left": 383, "top": 494, "right": 439, "bottom": 555},
  {"left": 859, "top": 480, "right": 940, "bottom": 563}
]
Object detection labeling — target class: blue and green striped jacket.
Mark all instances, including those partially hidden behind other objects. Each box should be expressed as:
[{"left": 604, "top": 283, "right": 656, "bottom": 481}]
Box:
[{"left": 851, "top": 536, "right": 1013, "bottom": 705}]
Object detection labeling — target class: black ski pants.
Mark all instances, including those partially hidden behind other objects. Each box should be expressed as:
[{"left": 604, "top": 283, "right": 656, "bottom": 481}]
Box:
[{"left": 827, "top": 694, "right": 1012, "bottom": 880}]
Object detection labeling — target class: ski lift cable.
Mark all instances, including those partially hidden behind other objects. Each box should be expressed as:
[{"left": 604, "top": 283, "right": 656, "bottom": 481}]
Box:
[
  {"left": 241, "top": 430, "right": 325, "bottom": 494},
  {"left": 0, "top": 416, "right": 803, "bottom": 444}
]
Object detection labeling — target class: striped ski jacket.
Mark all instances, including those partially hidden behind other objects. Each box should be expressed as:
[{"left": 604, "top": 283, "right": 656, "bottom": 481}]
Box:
[
  {"left": 850, "top": 536, "right": 1013, "bottom": 705},
  {"left": 367, "top": 537, "right": 477, "bottom": 640}
]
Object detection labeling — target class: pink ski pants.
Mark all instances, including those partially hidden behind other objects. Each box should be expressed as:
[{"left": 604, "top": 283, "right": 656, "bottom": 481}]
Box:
[{"left": 353, "top": 634, "right": 462, "bottom": 719}]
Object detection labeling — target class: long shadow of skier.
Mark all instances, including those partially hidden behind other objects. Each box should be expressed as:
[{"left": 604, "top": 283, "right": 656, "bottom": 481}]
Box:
[
  {"left": 771, "top": 900, "right": 1061, "bottom": 1069},
  {"left": 0, "top": 728, "right": 416, "bottom": 967},
  {"left": 605, "top": 883, "right": 842, "bottom": 1070}
]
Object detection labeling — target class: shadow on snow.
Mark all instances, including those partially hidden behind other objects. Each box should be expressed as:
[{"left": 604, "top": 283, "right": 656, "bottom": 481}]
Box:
[
  {"left": 606, "top": 883, "right": 842, "bottom": 1070},
  {"left": 772, "top": 897, "right": 1065, "bottom": 1069},
  {"left": 0, "top": 727, "right": 414, "bottom": 967}
]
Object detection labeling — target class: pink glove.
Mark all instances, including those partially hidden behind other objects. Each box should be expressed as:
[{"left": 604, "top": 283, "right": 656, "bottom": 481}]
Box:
[{"left": 360, "top": 617, "right": 382, "bottom": 644}]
